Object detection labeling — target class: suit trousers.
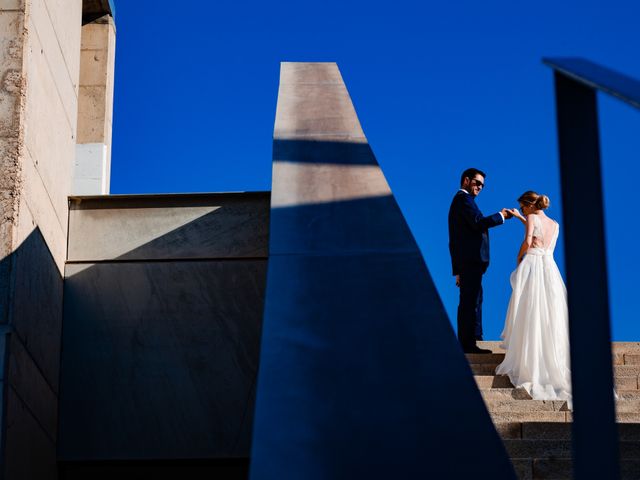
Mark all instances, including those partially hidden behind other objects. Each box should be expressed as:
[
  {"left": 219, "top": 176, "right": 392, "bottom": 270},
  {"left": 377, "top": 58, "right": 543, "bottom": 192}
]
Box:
[{"left": 457, "top": 264, "right": 484, "bottom": 350}]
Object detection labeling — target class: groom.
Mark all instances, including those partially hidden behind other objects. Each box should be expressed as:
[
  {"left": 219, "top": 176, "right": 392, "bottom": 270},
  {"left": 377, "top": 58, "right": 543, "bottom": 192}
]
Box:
[{"left": 448, "top": 168, "right": 512, "bottom": 354}]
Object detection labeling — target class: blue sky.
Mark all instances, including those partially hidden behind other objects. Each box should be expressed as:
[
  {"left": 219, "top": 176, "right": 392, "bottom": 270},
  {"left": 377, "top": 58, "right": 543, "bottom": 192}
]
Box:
[{"left": 111, "top": 1, "right": 640, "bottom": 341}]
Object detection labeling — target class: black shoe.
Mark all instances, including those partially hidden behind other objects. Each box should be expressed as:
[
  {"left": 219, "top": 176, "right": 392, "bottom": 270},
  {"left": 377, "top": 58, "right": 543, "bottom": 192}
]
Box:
[{"left": 464, "top": 346, "right": 493, "bottom": 354}]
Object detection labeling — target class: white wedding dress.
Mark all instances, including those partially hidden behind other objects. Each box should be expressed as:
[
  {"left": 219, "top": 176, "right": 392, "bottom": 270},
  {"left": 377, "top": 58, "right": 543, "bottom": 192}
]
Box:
[{"left": 496, "top": 214, "right": 572, "bottom": 407}]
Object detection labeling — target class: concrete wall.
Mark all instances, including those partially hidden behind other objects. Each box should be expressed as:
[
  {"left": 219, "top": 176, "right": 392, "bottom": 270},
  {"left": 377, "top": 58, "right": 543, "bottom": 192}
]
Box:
[
  {"left": 59, "top": 193, "right": 269, "bottom": 468},
  {"left": 0, "top": 1, "right": 115, "bottom": 478}
]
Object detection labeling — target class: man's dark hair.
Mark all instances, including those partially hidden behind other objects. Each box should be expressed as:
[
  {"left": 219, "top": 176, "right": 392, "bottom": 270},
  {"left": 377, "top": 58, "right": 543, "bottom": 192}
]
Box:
[{"left": 460, "top": 168, "right": 486, "bottom": 186}]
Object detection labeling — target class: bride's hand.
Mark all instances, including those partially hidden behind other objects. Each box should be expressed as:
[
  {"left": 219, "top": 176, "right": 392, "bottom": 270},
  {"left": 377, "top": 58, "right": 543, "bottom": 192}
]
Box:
[{"left": 510, "top": 208, "right": 524, "bottom": 219}]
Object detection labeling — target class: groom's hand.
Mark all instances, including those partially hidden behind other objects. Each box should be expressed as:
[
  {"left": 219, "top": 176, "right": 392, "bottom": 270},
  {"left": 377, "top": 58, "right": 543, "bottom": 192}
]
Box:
[{"left": 501, "top": 208, "right": 514, "bottom": 219}]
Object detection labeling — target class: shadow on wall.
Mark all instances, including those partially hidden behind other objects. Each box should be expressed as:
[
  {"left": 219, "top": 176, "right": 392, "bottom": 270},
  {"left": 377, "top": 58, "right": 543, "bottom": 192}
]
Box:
[
  {"left": 58, "top": 199, "right": 268, "bottom": 478},
  {"left": 250, "top": 138, "right": 516, "bottom": 479},
  {"left": 0, "top": 227, "right": 64, "bottom": 480}
]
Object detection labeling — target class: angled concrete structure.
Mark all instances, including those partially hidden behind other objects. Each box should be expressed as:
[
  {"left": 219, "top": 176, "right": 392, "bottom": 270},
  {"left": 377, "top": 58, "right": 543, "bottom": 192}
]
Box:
[{"left": 249, "top": 62, "right": 516, "bottom": 479}]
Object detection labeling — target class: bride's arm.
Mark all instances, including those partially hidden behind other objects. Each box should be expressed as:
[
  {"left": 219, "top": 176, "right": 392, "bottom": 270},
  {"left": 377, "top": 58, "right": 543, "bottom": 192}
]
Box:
[
  {"left": 510, "top": 208, "right": 527, "bottom": 225},
  {"left": 516, "top": 215, "right": 535, "bottom": 264}
]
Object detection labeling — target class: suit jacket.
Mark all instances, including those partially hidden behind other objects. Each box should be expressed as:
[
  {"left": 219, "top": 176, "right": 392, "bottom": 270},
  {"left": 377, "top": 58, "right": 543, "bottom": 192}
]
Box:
[{"left": 448, "top": 190, "right": 504, "bottom": 275}]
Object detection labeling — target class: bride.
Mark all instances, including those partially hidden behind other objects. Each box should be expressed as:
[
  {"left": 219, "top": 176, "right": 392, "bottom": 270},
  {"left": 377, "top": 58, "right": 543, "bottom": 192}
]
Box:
[{"left": 495, "top": 191, "right": 572, "bottom": 407}]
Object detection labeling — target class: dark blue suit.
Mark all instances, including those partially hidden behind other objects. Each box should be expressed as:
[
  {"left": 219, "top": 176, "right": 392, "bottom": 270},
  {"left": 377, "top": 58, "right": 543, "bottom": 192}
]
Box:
[{"left": 448, "top": 191, "right": 503, "bottom": 350}]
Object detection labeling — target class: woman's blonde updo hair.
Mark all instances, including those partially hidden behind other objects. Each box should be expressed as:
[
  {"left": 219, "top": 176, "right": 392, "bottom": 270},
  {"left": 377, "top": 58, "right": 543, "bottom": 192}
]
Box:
[{"left": 518, "top": 191, "right": 550, "bottom": 210}]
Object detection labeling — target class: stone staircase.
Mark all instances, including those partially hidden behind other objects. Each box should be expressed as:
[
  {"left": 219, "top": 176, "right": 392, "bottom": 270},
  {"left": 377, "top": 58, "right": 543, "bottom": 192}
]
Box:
[{"left": 470, "top": 342, "right": 640, "bottom": 479}]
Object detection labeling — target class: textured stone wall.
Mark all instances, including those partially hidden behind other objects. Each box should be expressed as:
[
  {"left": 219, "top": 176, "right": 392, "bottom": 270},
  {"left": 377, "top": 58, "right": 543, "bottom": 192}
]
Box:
[{"left": 0, "top": 1, "right": 26, "bottom": 325}]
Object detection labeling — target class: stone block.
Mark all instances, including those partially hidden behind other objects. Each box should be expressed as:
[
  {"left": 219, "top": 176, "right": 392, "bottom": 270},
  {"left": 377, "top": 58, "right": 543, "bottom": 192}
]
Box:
[
  {"left": 475, "top": 375, "right": 514, "bottom": 389},
  {"left": 486, "top": 399, "right": 566, "bottom": 413},
  {"left": 616, "top": 365, "right": 640, "bottom": 377},
  {"left": 618, "top": 391, "right": 640, "bottom": 401},
  {"left": 522, "top": 422, "right": 571, "bottom": 440},
  {"left": 617, "top": 412, "right": 640, "bottom": 423},
  {"left": 490, "top": 411, "right": 567, "bottom": 423},
  {"left": 625, "top": 354, "right": 640, "bottom": 365},
  {"left": 616, "top": 376, "right": 638, "bottom": 390},
  {"left": 79, "top": 47, "right": 109, "bottom": 86},
  {"left": 519, "top": 422, "right": 640, "bottom": 441},
  {"left": 495, "top": 422, "right": 522, "bottom": 439},
  {"left": 466, "top": 353, "right": 505, "bottom": 364},
  {"left": 477, "top": 341, "right": 506, "bottom": 353},
  {"left": 471, "top": 364, "right": 500, "bottom": 375},
  {"left": 615, "top": 399, "right": 640, "bottom": 413},
  {"left": 614, "top": 343, "right": 640, "bottom": 354},
  {"left": 503, "top": 439, "right": 573, "bottom": 459},
  {"left": 482, "top": 388, "right": 532, "bottom": 401}
]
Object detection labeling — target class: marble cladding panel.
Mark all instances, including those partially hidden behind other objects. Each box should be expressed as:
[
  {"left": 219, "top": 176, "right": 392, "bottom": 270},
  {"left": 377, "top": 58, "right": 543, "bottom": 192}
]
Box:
[
  {"left": 6, "top": 333, "right": 58, "bottom": 440},
  {"left": 67, "top": 194, "right": 270, "bottom": 262},
  {"left": 10, "top": 227, "right": 64, "bottom": 391},
  {"left": 59, "top": 259, "right": 267, "bottom": 460},
  {"left": 3, "top": 384, "right": 57, "bottom": 480},
  {"left": 24, "top": 15, "right": 75, "bottom": 236},
  {"left": 36, "top": 0, "right": 82, "bottom": 94}
]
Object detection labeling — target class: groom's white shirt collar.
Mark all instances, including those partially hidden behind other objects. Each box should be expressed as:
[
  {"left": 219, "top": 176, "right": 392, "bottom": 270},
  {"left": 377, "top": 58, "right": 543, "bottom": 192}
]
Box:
[{"left": 458, "top": 188, "right": 504, "bottom": 223}]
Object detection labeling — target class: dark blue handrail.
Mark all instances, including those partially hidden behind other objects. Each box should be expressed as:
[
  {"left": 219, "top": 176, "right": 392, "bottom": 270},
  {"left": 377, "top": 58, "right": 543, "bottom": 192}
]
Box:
[{"left": 543, "top": 57, "right": 640, "bottom": 109}]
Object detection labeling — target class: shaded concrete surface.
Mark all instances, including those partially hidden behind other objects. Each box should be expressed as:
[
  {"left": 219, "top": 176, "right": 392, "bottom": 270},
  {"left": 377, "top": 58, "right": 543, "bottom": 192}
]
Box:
[
  {"left": 249, "top": 63, "right": 516, "bottom": 479},
  {"left": 59, "top": 193, "right": 268, "bottom": 468},
  {"left": 0, "top": 229, "right": 62, "bottom": 480}
]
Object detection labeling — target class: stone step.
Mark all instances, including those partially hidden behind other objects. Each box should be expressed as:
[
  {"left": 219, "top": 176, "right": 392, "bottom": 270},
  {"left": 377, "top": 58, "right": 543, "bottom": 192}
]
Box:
[
  {"left": 466, "top": 353, "right": 505, "bottom": 364},
  {"left": 475, "top": 374, "right": 639, "bottom": 390},
  {"left": 468, "top": 351, "right": 640, "bottom": 367},
  {"left": 478, "top": 341, "right": 640, "bottom": 355},
  {"left": 484, "top": 389, "right": 640, "bottom": 402},
  {"left": 490, "top": 411, "right": 569, "bottom": 423},
  {"left": 475, "top": 375, "right": 515, "bottom": 389},
  {"left": 503, "top": 439, "right": 640, "bottom": 459},
  {"left": 487, "top": 397, "right": 640, "bottom": 414},
  {"left": 482, "top": 388, "right": 532, "bottom": 401},
  {"left": 470, "top": 363, "right": 640, "bottom": 377},
  {"left": 530, "top": 458, "right": 640, "bottom": 480},
  {"left": 486, "top": 399, "right": 569, "bottom": 414},
  {"left": 492, "top": 410, "right": 640, "bottom": 424},
  {"left": 494, "top": 422, "right": 640, "bottom": 440}
]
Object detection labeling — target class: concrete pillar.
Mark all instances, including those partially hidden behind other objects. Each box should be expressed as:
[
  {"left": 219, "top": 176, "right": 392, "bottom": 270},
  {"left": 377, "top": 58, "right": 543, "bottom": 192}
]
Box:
[{"left": 75, "top": 13, "right": 115, "bottom": 195}]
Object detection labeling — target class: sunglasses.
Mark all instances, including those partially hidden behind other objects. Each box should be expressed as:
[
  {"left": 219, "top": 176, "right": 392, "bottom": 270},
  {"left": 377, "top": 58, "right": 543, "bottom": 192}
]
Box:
[{"left": 470, "top": 179, "right": 484, "bottom": 188}]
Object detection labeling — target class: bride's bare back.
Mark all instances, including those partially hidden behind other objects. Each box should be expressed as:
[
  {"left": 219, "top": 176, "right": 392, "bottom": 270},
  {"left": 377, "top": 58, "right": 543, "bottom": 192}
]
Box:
[{"left": 530, "top": 213, "right": 558, "bottom": 250}]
